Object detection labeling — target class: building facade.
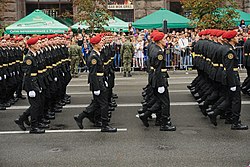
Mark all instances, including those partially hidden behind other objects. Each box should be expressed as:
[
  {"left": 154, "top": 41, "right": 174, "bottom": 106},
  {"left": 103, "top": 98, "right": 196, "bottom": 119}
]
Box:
[{"left": 2, "top": 0, "right": 250, "bottom": 26}]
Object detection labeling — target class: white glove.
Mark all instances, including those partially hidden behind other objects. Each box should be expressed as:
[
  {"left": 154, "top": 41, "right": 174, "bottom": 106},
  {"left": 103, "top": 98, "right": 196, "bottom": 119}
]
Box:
[
  {"left": 158, "top": 86, "right": 165, "bottom": 94},
  {"left": 17, "top": 71, "right": 19, "bottom": 75},
  {"left": 28, "top": 91, "right": 36, "bottom": 98},
  {"left": 4, "top": 75, "right": 6, "bottom": 79},
  {"left": 62, "top": 72, "right": 65, "bottom": 77},
  {"left": 94, "top": 90, "right": 100, "bottom": 96},
  {"left": 54, "top": 77, "right": 58, "bottom": 82},
  {"left": 13, "top": 72, "right": 15, "bottom": 76},
  {"left": 105, "top": 81, "right": 108, "bottom": 87},
  {"left": 230, "top": 86, "right": 236, "bottom": 92},
  {"left": 0, "top": 76, "right": 2, "bottom": 81}
]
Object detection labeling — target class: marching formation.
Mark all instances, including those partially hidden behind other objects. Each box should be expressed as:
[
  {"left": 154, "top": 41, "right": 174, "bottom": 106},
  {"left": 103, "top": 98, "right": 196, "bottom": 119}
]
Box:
[
  {"left": 189, "top": 29, "right": 248, "bottom": 130},
  {"left": 1, "top": 29, "right": 249, "bottom": 134},
  {"left": 1, "top": 35, "right": 72, "bottom": 133}
]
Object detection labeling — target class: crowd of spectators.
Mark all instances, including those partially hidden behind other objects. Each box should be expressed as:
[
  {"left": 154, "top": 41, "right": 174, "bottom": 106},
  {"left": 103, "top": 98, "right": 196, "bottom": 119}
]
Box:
[{"left": 70, "top": 26, "right": 249, "bottom": 72}]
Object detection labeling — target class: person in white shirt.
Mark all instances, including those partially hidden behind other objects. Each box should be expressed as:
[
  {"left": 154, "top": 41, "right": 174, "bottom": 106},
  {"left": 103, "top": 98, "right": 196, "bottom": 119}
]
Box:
[{"left": 178, "top": 34, "right": 189, "bottom": 69}]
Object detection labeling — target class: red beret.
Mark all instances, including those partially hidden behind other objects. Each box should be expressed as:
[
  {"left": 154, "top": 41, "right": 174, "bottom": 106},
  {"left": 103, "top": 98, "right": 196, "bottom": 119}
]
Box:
[
  {"left": 26, "top": 37, "right": 38, "bottom": 45},
  {"left": 222, "top": 31, "right": 237, "bottom": 39},
  {"left": 210, "top": 30, "right": 219, "bottom": 36},
  {"left": 150, "top": 30, "right": 159, "bottom": 39},
  {"left": 90, "top": 35, "right": 102, "bottom": 44},
  {"left": 15, "top": 37, "right": 23, "bottom": 41},
  {"left": 47, "top": 35, "right": 55, "bottom": 39},
  {"left": 198, "top": 31, "right": 203, "bottom": 37},
  {"left": 216, "top": 30, "right": 225, "bottom": 37},
  {"left": 153, "top": 32, "right": 165, "bottom": 42}
]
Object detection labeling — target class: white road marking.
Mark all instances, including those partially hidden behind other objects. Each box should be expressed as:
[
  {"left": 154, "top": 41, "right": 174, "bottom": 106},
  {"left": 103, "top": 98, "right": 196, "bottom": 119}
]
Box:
[
  {"left": 66, "top": 90, "right": 190, "bottom": 95},
  {"left": 6, "top": 101, "right": 250, "bottom": 110},
  {"left": 68, "top": 81, "right": 192, "bottom": 87},
  {"left": 0, "top": 128, "right": 128, "bottom": 135}
]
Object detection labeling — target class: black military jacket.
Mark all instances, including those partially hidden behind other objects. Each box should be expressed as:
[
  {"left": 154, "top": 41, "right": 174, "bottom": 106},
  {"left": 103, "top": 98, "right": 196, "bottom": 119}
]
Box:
[
  {"left": 150, "top": 44, "right": 169, "bottom": 88},
  {"left": 243, "top": 39, "right": 250, "bottom": 67},
  {"left": 23, "top": 51, "right": 41, "bottom": 92},
  {"left": 87, "top": 49, "right": 106, "bottom": 91},
  {"left": 222, "top": 44, "right": 240, "bottom": 87}
]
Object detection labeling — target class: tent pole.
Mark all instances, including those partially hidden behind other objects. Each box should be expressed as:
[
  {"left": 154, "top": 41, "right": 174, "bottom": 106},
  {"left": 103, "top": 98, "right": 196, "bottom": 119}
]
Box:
[{"left": 38, "top": 0, "right": 40, "bottom": 9}]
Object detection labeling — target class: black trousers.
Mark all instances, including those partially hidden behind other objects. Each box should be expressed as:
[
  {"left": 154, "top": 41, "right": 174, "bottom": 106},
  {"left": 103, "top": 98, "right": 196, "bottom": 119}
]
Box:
[
  {"left": 27, "top": 91, "right": 42, "bottom": 127},
  {"left": 154, "top": 87, "right": 170, "bottom": 118},
  {"left": 92, "top": 89, "right": 109, "bottom": 124},
  {"left": 229, "top": 86, "right": 241, "bottom": 122}
]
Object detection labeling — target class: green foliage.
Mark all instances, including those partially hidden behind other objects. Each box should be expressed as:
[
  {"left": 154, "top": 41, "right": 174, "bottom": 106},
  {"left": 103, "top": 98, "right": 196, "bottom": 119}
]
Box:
[
  {"left": 181, "top": 0, "right": 239, "bottom": 29},
  {"left": 73, "top": 0, "right": 112, "bottom": 32}
]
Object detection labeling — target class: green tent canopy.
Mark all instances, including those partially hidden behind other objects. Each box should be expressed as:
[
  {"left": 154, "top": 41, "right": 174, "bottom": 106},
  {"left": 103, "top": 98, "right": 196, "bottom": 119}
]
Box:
[
  {"left": 5, "top": 9, "right": 68, "bottom": 34},
  {"left": 132, "top": 8, "right": 192, "bottom": 29},
  {"left": 234, "top": 9, "right": 250, "bottom": 25},
  {"left": 104, "top": 17, "right": 128, "bottom": 32},
  {"left": 71, "top": 17, "right": 128, "bottom": 32},
  {"left": 71, "top": 21, "right": 89, "bottom": 30}
]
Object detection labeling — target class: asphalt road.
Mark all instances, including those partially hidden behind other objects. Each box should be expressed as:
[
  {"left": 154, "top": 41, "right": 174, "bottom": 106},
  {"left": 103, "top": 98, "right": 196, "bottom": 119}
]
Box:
[{"left": 0, "top": 71, "right": 250, "bottom": 167}]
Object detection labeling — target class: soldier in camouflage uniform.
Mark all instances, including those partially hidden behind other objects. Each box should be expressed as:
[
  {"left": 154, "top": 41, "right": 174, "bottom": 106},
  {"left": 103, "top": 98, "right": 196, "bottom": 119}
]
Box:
[
  {"left": 120, "top": 36, "right": 134, "bottom": 77},
  {"left": 69, "top": 39, "right": 82, "bottom": 78}
]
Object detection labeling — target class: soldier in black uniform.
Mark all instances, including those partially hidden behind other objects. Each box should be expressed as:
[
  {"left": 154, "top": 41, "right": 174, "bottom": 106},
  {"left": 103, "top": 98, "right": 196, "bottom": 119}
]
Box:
[
  {"left": 139, "top": 32, "right": 176, "bottom": 131},
  {"left": 74, "top": 35, "right": 117, "bottom": 132},
  {"left": 0, "top": 38, "right": 7, "bottom": 110},
  {"left": 15, "top": 37, "right": 45, "bottom": 133},
  {"left": 242, "top": 30, "right": 250, "bottom": 94}
]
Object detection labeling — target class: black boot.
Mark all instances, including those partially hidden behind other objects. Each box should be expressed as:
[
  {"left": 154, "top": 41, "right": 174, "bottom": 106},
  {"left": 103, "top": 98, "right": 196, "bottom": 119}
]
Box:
[
  {"left": 139, "top": 110, "right": 151, "bottom": 127},
  {"left": 128, "top": 71, "right": 132, "bottom": 77},
  {"left": 160, "top": 117, "right": 176, "bottom": 131},
  {"left": 0, "top": 104, "right": 6, "bottom": 110},
  {"left": 112, "top": 93, "right": 118, "bottom": 99},
  {"left": 14, "top": 117, "right": 26, "bottom": 131},
  {"left": 74, "top": 112, "right": 88, "bottom": 129},
  {"left": 101, "top": 121, "right": 117, "bottom": 132},
  {"left": 231, "top": 120, "right": 248, "bottom": 130},
  {"left": 29, "top": 127, "right": 45, "bottom": 134},
  {"left": 38, "top": 123, "right": 50, "bottom": 129},
  {"left": 30, "top": 122, "right": 45, "bottom": 134},
  {"left": 207, "top": 111, "right": 217, "bottom": 126}
]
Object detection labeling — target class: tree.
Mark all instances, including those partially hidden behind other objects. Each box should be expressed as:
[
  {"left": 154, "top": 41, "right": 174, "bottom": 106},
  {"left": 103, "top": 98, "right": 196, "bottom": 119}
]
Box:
[
  {"left": 0, "top": 0, "right": 7, "bottom": 35},
  {"left": 180, "top": 0, "right": 240, "bottom": 29},
  {"left": 73, "top": 0, "right": 113, "bottom": 32}
]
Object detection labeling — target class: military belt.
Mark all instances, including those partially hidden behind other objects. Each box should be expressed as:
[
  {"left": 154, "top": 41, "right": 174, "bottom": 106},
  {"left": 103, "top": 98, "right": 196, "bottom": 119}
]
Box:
[
  {"left": 38, "top": 70, "right": 43, "bottom": 74},
  {"left": 212, "top": 63, "right": 219, "bottom": 67},
  {"left": 31, "top": 73, "right": 37, "bottom": 77},
  {"left": 52, "top": 64, "right": 57, "bottom": 67},
  {"left": 104, "top": 60, "right": 111, "bottom": 65},
  {"left": 244, "top": 53, "right": 249, "bottom": 56},
  {"left": 3, "top": 64, "right": 8, "bottom": 67},
  {"left": 206, "top": 58, "right": 211, "bottom": 62},
  {"left": 0, "top": 65, "right": 3, "bottom": 68},
  {"left": 111, "top": 57, "right": 114, "bottom": 60},
  {"left": 220, "top": 64, "right": 223, "bottom": 67},
  {"left": 16, "top": 60, "right": 21, "bottom": 63},
  {"left": 96, "top": 73, "right": 104, "bottom": 76},
  {"left": 43, "top": 69, "right": 47, "bottom": 72},
  {"left": 150, "top": 67, "right": 167, "bottom": 72},
  {"left": 224, "top": 68, "right": 239, "bottom": 71}
]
